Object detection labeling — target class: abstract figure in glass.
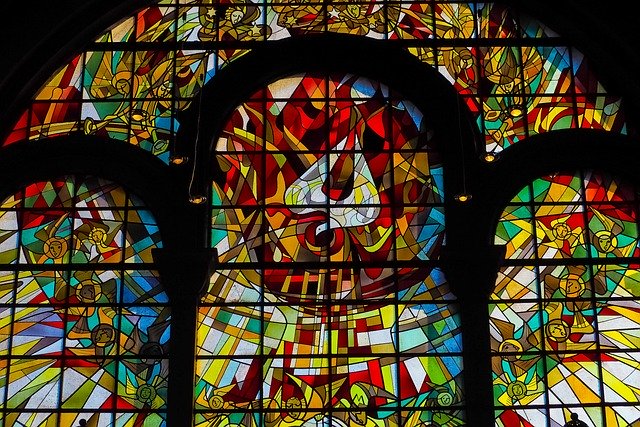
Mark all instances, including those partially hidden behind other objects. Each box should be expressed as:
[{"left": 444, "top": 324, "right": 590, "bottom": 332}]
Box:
[{"left": 197, "top": 73, "right": 463, "bottom": 426}]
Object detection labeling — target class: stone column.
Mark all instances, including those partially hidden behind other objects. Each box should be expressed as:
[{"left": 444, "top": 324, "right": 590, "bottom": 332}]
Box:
[
  {"left": 152, "top": 248, "right": 217, "bottom": 427},
  {"left": 441, "top": 244, "right": 505, "bottom": 426}
]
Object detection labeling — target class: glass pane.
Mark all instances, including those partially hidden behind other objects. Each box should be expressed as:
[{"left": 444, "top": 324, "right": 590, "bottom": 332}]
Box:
[
  {"left": 0, "top": 176, "right": 169, "bottom": 422},
  {"left": 201, "top": 72, "right": 458, "bottom": 423},
  {"left": 493, "top": 170, "right": 640, "bottom": 424}
]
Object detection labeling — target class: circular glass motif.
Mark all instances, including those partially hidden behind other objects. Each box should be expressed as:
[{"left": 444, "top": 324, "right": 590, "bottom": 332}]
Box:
[
  {"left": 212, "top": 73, "right": 444, "bottom": 304},
  {"left": 201, "top": 73, "right": 459, "bottom": 426}
]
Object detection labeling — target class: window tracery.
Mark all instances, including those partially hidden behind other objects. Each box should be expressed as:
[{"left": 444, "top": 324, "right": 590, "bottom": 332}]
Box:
[{"left": 0, "top": 2, "right": 637, "bottom": 427}]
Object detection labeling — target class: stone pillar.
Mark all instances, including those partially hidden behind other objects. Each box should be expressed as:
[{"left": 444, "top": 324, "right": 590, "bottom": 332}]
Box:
[
  {"left": 152, "top": 248, "right": 217, "bottom": 427},
  {"left": 441, "top": 244, "right": 505, "bottom": 426}
]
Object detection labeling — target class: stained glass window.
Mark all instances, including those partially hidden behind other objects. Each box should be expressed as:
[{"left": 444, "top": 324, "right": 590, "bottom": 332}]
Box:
[
  {"left": 0, "top": 175, "right": 169, "bottom": 426},
  {"left": 3, "top": 1, "right": 627, "bottom": 161},
  {"left": 196, "top": 72, "right": 463, "bottom": 425},
  {"left": 1, "top": 1, "right": 639, "bottom": 426},
  {"left": 492, "top": 170, "right": 640, "bottom": 426}
]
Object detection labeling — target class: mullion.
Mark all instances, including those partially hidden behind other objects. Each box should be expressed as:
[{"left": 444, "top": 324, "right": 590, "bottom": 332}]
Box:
[
  {"left": 79, "top": 51, "right": 88, "bottom": 142},
  {"left": 29, "top": 92, "right": 619, "bottom": 113},
  {"left": 503, "top": 200, "right": 635, "bottom": 207},
  {"left": 196, "top": 348, "right": 463, "bottom": 359},
  {"left": 259, "top": 82, "right": 267, "bottom": 421},
  {"left": 0, "top": 284, "right": 16, "bottom": 422},
  {"left": 429, "top": 0, "right": 436, "bottom": 43},
  {"left": 471, "top": 1, "right": 487, "bottom": 157},
  {"left": 37, "top": 181, "right": 75, "bottom": 423},
  {"left": 388, "top": 93, "right": 402, "bottom": 423},
  {"left": 3, "top": 408, "right": 166, "bottom": 413},
  {"left": 58, "top": 269, "right": 75, "bottom": 423},
  {"left": 2, "top": 302, "right": 166, "bottom": 309},
  {"left": 113, "top": 186, "right": 133, "bottom": 415},
  {"left": 0, "top": 270, "right": 17, "bottom": 417},
  {"left": 217, "top": 146, "right": 442, "bottom": 153},
  {"left": 199, "top": 294, "right": 427, "bottom": 308},
  {"left": 84, "top": 35, "right": 574, "bottom": 52},
  {"left": 0, "top": 264, "right": 156, "bottom": 272},
  {"left": 499, "top": 401, "right": 639, "bottom": 410},
  {"left": 537, "top": 293, "right": 551, "bottom": 427},
  {"left": 56, "top": 179, "right": 79, "bottom": 423},
  {"left": 123, "top": 38, "right": 138, "bottom": 153},
  {"left": 502, "top": 257, "right": 640, "bottom": 268},
  {"left": 488, "top": 294, "right": 639, "bottom": 305},
  {"left": 509, "top": 21, "right": 529, "bottom": 142},
  {"left": 383, "top": 0, "right": 389, "bottom": 40},
  {"left": 493, "top": 347, "right": 634, "bottom": 358},
  {"left": 169, "top": 9, "right": 180, "bottom": 160},
  {"left": 323, "top": 71, "right": 334, "bottom": 425},
  {"left": 567, "top": 43, "right": 582, "bottom": 131},
  {"left": 261, "top": 0, "right": 267, "bottom": 43},
  {"left": 530, "top": 177, "right": 552, "bottom": 426},
  {"left": 1, "top": 185, "right": 26, "bottom": 420},
  {"left": 213, "top": 203, "right": 444, "bottom": 210},
  {"left": 321, "top": 0, "right": 328, "bottom": 34},
  {"left": 112, "top": 305, "right": 122, "bottom": 419},
  {"left": 580, "top": 170, "right": 608, "bottom": 427}
]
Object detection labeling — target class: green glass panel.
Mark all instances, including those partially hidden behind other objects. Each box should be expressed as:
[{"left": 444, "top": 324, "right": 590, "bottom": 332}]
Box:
[
  {"left": 84, "top": 51, "right": 134, "bottom": 100},
  {"left": 492, "top": 355, "right": 545, "bottom": 407},
  {"left": 6, "top": 359, "right": 61, "bottom": 409}
]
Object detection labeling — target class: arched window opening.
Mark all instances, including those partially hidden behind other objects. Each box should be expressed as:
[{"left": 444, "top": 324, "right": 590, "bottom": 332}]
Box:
[
  {"left": 492, "top": 170, "right": 640, "bottom": 426},
  {"left": 0, "top": 2, "right": 639, "bottom": 427},
  {"left": 196, "top": 72, "right": 462, "bottom": 425},
  {"left": 2, "top": 2, "right": 628, "bottom": 163},
  {"left": 0, "top": 175, "right": 169, "bottom": 426}
]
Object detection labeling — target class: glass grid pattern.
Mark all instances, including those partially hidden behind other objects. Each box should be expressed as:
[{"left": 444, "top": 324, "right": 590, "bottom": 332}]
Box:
[
  {"left": 197, "top": 72, "right": 463, "bottom": 425},
  {"left": 4, "top": 1, "right": 628, "bottom": 161},
  {"left": 0, "top": 176, "right": 169, "bottom": 426},
  {"left": 2, "top": 1, "right": 637, "bottom": 426},
  {"left": 492, "top": 170, "right": 640, "bottom": 427}
]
